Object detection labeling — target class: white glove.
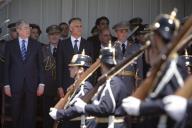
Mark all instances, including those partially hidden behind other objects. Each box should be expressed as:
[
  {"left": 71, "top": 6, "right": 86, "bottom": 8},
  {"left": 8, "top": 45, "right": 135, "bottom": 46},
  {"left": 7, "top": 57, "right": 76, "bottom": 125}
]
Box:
[
  {"left": 122, "top": 96, "right": 141, "bottom": 116},
  {"left": 74, "top": 98, "right": 87, "bottom": 113},
  {"left": 163, "top": 95, "right": 187, "bottom": 122},
  {"left": 49, "top": 107, "right": 58, "bottom": 120}
]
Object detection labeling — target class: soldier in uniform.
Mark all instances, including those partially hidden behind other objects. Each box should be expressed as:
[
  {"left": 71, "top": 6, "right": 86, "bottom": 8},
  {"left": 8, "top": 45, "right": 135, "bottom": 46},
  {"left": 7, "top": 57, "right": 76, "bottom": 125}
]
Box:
[
  {"left": 128, "top": 17, "right": 143, "bottom": 32},
  {"left": 7, "top": 22, "right": 18, "bottom": 40},
  {"left": 128, "top": 17, "right": 143, "bottom": 43},
  {"left": 0, "top": 36, "right": 6, "bottom": 84},
  {"left": 0, "top": 22, "right": 17, "bottom": 82},
  {"left": 0, "top": 25, "right": 6, "bottom": 120},
  {"left": 122, "top": 11, "right": 188, "bottom": 128},
  {"left": 49, "top": 53, "right": 95, "bottom": 128},
  {"left": 135, "top": 24, "right": 151, "bottom": 78},
  {"left": 42, "top": 25, "right": 61, "bottom": 128},
  {"left": 74, "top": 46, "right": 131, "bottom": 128},
  {"left": 112, "top": 21, "right": 143, "bottom": 92}
]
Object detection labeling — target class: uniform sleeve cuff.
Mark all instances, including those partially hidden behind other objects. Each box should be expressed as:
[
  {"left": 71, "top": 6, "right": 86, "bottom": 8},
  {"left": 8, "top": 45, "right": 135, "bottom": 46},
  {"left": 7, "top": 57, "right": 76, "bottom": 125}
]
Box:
[
  {"left": 39, "top": 83, "right": 45, "bottom": 86},
  {"left": 4, "top": 85, "right": 10, "bottom": 87}
]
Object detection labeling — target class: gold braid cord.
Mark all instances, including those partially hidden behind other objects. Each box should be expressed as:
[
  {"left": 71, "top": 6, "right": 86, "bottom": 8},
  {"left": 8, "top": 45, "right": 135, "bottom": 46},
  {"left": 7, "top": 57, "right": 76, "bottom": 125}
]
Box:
[{"left": 44, "top": 56, "right": 56, "bottom": 80}]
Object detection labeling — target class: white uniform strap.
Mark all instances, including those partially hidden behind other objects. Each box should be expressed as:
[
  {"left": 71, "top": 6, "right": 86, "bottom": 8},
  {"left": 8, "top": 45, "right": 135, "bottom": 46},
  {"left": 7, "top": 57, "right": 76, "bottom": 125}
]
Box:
[
  {"left": 80, "top": 115, "right": 86, "bottom": 128},
  {"left": 108, "top": 115, "right": 115, "bottom": 128}
]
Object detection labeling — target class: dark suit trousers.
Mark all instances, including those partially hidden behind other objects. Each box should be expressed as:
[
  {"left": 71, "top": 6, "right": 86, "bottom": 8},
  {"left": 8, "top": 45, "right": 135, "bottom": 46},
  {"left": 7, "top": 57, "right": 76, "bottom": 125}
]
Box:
[
  {"left": 11, "top": 81, "right": 37, "bottom": 128},
  {"left": 43, "top": 95, "right": 56, "bottom": 128}
]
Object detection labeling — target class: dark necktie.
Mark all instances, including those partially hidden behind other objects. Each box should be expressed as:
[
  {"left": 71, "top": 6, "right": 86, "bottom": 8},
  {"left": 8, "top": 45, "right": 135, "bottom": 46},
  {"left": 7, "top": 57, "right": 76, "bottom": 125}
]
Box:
[
  {"left": 21, "top": 40, "right": 27, "bottom": 61},
  {"left": 122, "top": 43, "right": 126, "bottom": 55},
  {"left": 74, "top": 40, "right": 79, "bottom": 54},
  {"left": 53, "top": 47, "right": 57, "bottom": 58}
]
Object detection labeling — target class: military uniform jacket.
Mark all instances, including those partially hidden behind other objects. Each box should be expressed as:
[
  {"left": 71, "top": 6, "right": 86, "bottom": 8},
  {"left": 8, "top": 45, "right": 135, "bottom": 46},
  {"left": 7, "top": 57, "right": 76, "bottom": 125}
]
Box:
[
  {"left": 187, "top": 100, "right": 192, "bottom": 121},
  {"left": 42, "top": 44, "right": 57, "bottom": 96},
  {"left": 114, "top": 41, "right": 143, "bottom": 91},
  {"left": 0, "top": 40, "right": 6, "bottom": 84},
  {"left": 85, "top": 76, "right": 130, "bottom": 117},
  {"left": 56, "top": 81, "right": 93, "bottom": 120},
  {"left": 139, "top": 58, "right": 188, "bottom": 128},
  {"left": 176, "top": 99, "right": 192, "bottom": 128}
]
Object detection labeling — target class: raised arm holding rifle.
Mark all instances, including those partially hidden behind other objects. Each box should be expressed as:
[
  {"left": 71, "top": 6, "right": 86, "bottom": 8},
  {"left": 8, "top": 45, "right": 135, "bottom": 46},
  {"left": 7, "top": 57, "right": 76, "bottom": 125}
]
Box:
[
  {"left": 49, "top": 52, "right": 97, "bottom": 128},
  {"left": 122, "top": 9, "right": 192, "bottom": 128}
]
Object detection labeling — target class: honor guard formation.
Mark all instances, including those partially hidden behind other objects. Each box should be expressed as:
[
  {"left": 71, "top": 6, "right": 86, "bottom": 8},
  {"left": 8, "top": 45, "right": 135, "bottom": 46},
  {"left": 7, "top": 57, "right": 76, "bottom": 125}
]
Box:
[{"left": 0, "top": 7, "right": 192, "bottom": 128}]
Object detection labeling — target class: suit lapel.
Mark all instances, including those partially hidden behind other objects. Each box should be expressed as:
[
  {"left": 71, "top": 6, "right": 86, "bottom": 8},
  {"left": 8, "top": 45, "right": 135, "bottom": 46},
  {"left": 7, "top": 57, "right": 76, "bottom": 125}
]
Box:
[
  {"left": 68, "top": 38, "right": 75, "bottom": 54},
  {"left": 48, "top": 44, "right": 55, "bottom": 59},
  {"left": 14, "top": 39, "right": 23, "bottom": 61},
  {"left": 25, "top": 39, "right": 33, "bottom": 60},
  {"left": 79, "top": 38, "right": 85, "bottom": 53}
]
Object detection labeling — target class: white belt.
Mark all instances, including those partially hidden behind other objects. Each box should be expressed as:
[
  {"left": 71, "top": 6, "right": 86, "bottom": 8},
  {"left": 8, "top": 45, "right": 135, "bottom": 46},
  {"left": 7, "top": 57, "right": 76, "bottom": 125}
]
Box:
[
  {"left": 95, "top": 116, "right": 124, "bottom": 123},
  {"left": 70, "top": 116, "right": 95, "bottom": 121}
]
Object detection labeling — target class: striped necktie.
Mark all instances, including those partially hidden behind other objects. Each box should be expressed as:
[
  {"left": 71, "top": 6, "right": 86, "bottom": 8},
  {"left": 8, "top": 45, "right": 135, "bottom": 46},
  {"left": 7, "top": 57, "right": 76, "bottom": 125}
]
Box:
[
  {"left": 21, "top": 40, "right": 27, "bottom": 61},
  {"left": 74, "top": 39, "right": 79, "bottom": 54}
]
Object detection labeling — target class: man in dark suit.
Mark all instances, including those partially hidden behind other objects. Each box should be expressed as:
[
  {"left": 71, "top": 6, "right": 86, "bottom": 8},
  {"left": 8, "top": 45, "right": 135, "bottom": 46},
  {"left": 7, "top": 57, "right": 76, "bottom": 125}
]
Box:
[
  {"left": 87, "top": 16, "right": 116, "bottom": 61},
  {"left": 42, "top": 25, "right": 61, "bottom": 128},
  {"left": 59, "top": 22, "right": 69, "bottom": 40},
  {"left": 30, "top": 23, "right": 42, "bottom": 41},
  {"left": 3, "top": 20, "right": 45, "bottom": 128},
  {"left": 92, "top": 27, "right": 112, "bottom": 62},
  {"left": 56, "top": 17, "right": 93, "bottom": 98}
]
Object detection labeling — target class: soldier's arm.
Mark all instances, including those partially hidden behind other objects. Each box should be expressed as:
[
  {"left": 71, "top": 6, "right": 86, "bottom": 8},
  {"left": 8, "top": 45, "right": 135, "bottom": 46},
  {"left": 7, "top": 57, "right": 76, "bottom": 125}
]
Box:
[
  {"left": 85, "top": 91, "right": 114, "bottom": 116},
  {"left": 85, "top": 80, "right": 119, "bottom": 116},
  {"left": 139, "top": 99, "right": 165, "bottom": 116},
  {"left": 56, "top": 106, "right": 81, "bottom": 120}
]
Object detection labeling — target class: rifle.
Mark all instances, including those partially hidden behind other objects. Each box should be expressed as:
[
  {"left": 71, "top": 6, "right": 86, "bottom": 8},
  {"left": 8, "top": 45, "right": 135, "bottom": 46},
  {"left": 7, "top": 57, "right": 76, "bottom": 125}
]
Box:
[
  {"left": 132, "top": 16, "right": 192, "bottom": 100},
  {"left": 81, "top": 41, "right": 150, "bottom": 103},
  {"left": 54, "top": 58, "right": 101, "bottom": 109}
]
